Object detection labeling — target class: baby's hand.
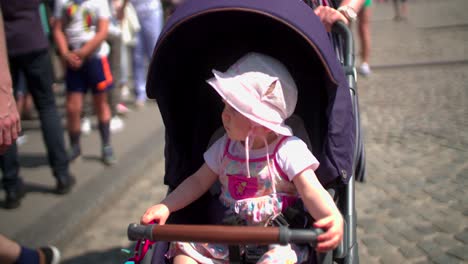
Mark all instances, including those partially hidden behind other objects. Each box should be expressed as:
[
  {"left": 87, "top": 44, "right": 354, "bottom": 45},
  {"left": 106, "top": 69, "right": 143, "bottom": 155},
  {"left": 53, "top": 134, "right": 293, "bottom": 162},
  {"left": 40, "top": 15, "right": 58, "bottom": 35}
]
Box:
[
  {"left": 140, "top": 204, "right": 170, "bottom": 225},
  {"left": 314, "top": 213, "right": 344, "bottom": 252}
]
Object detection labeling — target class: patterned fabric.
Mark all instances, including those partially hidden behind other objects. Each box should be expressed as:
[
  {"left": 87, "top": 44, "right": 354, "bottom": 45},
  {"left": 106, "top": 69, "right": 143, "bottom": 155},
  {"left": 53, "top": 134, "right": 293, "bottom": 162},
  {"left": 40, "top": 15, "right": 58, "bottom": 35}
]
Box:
[
  {"left": 219, "top": 137, "right": 298, "bottom": 224},
  {"left": 167, "top": 136, "right": 309, "bottom": 263}
]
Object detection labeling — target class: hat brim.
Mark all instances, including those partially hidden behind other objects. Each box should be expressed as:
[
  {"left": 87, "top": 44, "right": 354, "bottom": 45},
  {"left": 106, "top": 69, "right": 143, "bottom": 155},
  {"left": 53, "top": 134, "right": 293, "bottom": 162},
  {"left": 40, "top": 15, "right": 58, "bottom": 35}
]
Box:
[{"left": 207, "top": 70, "right": 293, "bottom": 136}]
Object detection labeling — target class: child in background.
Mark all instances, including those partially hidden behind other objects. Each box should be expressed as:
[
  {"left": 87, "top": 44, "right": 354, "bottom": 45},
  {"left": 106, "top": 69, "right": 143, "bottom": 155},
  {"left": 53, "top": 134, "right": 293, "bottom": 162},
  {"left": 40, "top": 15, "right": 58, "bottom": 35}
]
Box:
[
  {"left": 140, "top": 53, "right": 343, "bottom": 263},
  {"left": 53, "top": 0, "right": 117, "bottom": 165}
]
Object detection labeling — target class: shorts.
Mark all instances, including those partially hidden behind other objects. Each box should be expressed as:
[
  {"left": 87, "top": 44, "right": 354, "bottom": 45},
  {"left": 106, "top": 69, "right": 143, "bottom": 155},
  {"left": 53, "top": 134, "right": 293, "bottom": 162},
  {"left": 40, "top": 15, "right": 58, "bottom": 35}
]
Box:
[{"left": 66, "top": 56, "right": 113, "bottom": 94}]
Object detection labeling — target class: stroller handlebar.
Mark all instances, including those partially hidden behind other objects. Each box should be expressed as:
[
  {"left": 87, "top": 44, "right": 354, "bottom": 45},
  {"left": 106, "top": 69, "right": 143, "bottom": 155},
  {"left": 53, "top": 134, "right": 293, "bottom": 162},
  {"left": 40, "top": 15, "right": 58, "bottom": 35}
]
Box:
[
  {"left": 127, "top": 223, "right": 324, "bottom": 246},
  {"left": 331, "top": 21, "right": 354, "bottom": 69}
]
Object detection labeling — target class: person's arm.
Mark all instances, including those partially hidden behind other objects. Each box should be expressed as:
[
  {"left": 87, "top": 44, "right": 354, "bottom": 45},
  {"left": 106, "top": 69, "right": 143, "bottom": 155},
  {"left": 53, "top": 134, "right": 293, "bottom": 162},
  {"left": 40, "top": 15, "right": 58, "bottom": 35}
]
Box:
[
  {"left": 52, "top": 16, "right": 82, "bottom": 69},
  {"left": 0, "top": 8, "right": 20, "bottom": 154},
  {"left": 293, "top": 168, "right": 343, "bottom": 252},
  {"left": 117, "top": 0, "right": 130, "bottom": 20},
  {"left": 314, "top": 0, "right": 366, "bottom": 31},
  {"left": 140, "top": 163, "right": 219, "bottom": 225},
  {"left": 74, "top": 18, "right": 109, "bottom": 59},
  {"left": 340, "top": 0, "right": 366, "bottom": 14}
]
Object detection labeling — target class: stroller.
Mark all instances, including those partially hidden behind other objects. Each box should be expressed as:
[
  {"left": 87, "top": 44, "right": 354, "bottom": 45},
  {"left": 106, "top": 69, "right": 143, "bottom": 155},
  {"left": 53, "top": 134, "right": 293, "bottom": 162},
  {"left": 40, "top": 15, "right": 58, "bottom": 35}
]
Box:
[{"left": 127, "top": 0, "right": 366, "bottom": 263}]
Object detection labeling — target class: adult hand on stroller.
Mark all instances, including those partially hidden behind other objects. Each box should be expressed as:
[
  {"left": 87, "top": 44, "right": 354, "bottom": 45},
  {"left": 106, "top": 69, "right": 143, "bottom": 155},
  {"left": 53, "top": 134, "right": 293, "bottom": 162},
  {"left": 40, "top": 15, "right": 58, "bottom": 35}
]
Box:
[
  {"left": 314, "top": 6, "right": 348, "bottom": 32},
  {"left": 140, "top": 204, "right": 170, "bottom": 225},
  {"left": 314, "top": 213, "right": 344, "bottom": 252}
]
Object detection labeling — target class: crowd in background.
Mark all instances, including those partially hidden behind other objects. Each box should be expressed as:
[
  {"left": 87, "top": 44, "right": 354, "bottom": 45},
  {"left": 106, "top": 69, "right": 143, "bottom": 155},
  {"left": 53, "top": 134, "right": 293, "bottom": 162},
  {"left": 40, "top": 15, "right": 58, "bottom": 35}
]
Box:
[{"left": 0, "top": 0, "right": 186, "bottom": 211}]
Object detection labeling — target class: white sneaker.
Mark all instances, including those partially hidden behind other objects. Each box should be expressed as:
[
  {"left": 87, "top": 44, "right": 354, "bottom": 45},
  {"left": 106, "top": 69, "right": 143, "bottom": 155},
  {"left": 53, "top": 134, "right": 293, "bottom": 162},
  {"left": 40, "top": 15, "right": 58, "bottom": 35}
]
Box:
[
  {"left": 120, "top": 85, "right": 130, "bottom": 100},
  {"left": 358, "top": 63, "right": 372, "bottom": 76},
  {"left": 16, "top": 134, "right": 28, "bottom": 146},
  {"left": 81, "top": 117, "right": 92, "bottom": 135},
  {"left": 110, "top": 116, "right": 124, "bottom": 133}
]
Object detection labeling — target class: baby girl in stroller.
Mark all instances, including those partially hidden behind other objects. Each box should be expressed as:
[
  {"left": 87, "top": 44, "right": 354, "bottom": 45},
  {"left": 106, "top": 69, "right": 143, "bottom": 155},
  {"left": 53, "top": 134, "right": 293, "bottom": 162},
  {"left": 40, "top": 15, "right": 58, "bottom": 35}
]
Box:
[{"left": 139, "top": 52, "right": 343, "bottom": 264}]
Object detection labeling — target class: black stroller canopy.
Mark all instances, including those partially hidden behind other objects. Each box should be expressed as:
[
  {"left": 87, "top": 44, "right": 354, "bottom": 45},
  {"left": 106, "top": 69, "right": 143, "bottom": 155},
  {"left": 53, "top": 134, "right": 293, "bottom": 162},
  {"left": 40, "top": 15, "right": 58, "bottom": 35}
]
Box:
[{"left": 147, "top": 0, "right": 355, "bottom": 188}]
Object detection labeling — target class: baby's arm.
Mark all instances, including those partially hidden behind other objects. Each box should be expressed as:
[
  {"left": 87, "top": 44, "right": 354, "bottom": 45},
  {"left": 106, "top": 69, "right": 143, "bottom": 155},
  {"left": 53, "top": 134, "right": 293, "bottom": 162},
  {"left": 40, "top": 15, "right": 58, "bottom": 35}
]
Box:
[
  {"left": 140, "top": 163, "right": 218, "bottom": 225},
  {"left": 293, "top": 168, "right": 343, "bottom": 252}
]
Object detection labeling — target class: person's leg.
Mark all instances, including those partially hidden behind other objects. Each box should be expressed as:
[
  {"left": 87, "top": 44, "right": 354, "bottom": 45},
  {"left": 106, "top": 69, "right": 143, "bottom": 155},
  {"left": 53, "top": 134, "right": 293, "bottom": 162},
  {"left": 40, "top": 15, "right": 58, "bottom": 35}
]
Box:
[
  {"left": 22, "top": 94, "right": 34, "bottom": 120},
  {"left": 88, "top": 56, "right": 116, "bottom": 165},
  {"left": 66, "top": 92, "right": 84, "bottom": 160},
  {"left": 106, "top": 36, "right": 125, "bottom": 133},
  {"left": 400, "top": 0, "right": 408, "bottom": 18},
  {"left": 173, "top": 254, "right": 198, "bottom": 264},
  {"left": 93, "top": 92, "right": 116, "bottom": 165},
  {"left": 131, "top": 30, "right": 147, "bottom": 107},
  {"left": 23, "top": 50, "right": 74, "bottom": 192},
  {"left": 358, "top": 5, "right": 372, "bottom": 76},
  {"left": 0, "top": 234, "right": 61, "bottom": 264},
  {"left": 106, "top": 35, "right": 122, "bottom": 117},
  {"left": 392, "top": 0, "right": 401, "bottom": 20},
  {"left": 93, "top": 92, "right": 111, "bottom": 145},
  {"left": 0, "top": 234, "right": 21, "bottom": 263},
  {"left": 136, "top": 6, "right": 164, "bottom": 107},
  {"left": 1, "top": 56, "right": 24, "bottom": 209},
  {"left": 0, "top": 143, "right": 23, "bottom": 209}
]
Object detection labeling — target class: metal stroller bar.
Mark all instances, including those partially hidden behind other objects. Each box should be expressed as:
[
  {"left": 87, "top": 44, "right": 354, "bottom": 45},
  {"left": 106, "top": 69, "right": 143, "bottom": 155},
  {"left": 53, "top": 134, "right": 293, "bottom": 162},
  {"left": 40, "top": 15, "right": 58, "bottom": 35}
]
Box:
[
  {"left": 330, "top": 21, "right": 359, "bottom": 263},
  {"left": 128, "top": 223, "right": 324, "bottom": 246}
]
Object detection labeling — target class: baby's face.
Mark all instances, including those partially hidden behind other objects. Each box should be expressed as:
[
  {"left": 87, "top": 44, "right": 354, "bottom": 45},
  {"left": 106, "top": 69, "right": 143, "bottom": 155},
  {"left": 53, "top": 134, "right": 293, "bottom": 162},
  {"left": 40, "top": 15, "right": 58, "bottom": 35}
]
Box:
[{"left": 221, "top": 102, "right": 252, "bottom": 141}]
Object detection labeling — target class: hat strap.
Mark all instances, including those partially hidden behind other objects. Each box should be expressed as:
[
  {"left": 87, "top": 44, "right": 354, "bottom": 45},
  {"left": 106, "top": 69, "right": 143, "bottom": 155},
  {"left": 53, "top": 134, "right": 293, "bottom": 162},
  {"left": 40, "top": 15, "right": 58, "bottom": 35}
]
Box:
[{"left": 244, "top": 129, "right": 277, "bottom": 193}]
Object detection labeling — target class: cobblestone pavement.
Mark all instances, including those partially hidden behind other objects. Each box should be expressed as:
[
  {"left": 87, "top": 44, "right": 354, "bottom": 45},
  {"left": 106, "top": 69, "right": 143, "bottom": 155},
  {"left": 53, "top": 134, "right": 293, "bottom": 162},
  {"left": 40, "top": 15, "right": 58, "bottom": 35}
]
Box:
[{"left": 61, "top": 1, "right": 468, "bottom": 263}]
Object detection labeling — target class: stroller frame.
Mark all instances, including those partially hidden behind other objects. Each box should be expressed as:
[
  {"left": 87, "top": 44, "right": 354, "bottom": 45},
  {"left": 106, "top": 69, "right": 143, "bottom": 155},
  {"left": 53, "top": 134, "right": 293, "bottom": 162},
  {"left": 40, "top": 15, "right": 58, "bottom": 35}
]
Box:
[{"left": 128, "top": 0, "right": 365, "bottom": 263}]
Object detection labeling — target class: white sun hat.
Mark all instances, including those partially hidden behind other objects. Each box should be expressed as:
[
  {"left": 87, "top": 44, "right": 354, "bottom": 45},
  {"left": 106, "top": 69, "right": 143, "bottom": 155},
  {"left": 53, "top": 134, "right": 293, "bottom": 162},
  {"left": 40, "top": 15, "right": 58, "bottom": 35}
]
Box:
[{"left": 206, "top": 52, "right": 298, "bottom": 136}]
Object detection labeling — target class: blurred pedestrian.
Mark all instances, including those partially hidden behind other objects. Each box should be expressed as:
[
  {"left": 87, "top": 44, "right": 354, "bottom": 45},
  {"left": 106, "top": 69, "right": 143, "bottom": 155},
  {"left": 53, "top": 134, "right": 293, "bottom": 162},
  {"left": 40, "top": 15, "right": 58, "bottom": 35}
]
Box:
[
  {"left": 316, "top": 0, "right": 371, "bottom": 76},
  {"left": 0, "top": 10, "right": 20, "bottom": 155},
  {"left": 0, "top": 234, "right": 60, "bottom": 264},
  {"left": 393, "top": 0, "right": 408, "bottom": 21},
  {"left": 119, "top": 0, "right": 164, "bottom": 108},
  {"left": 106, "top": 0, "right": 126, "bottom": 133},
  {"left": 357, "top": 0, "right": 372, "bottom": 76},
  {"left": 0, "top": 0, "right": 75, "bottom": 209},
  {"left": 53, "top": 0, "right": 117, "bottom": 166}
]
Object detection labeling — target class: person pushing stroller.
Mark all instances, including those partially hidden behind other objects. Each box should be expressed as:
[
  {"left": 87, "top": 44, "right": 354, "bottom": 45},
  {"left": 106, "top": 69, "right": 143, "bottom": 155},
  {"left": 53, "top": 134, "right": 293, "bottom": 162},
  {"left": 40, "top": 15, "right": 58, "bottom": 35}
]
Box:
[{"left": 140, "top": 53, "right": 343, "bottom": 263}]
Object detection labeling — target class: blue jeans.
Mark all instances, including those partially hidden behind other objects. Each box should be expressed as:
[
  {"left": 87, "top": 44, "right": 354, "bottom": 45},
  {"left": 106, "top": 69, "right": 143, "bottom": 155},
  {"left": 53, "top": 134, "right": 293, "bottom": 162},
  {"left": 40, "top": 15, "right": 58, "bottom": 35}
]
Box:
[
  {"left": 1, "top": 49, "right": 70, "bottom": 191},
  {"left": 132, "top": 0, "right": 163, "bottom": 101}
]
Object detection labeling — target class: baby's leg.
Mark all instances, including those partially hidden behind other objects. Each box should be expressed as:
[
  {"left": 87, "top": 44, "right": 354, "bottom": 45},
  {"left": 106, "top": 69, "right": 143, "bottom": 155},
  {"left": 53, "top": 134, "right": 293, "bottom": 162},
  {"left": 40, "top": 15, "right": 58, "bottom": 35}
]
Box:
[
  {"left": 173, "top": 252, "right": 198, "bottom": 264},
  {"left": 257, "top": 244, "right": 298, "bottom": 264},
  {"left": 257, "top": 243, "right": 309, "bottom": 264}
]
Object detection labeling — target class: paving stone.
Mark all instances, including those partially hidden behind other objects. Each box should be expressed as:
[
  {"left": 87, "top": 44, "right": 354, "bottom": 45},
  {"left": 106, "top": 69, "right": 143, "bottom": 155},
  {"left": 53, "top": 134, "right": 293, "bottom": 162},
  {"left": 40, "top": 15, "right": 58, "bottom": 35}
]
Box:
[
  {"left": 383, "top": 233, "right": 406, "bottom": 248},
  {"left": 432, "top": 219, "right": 464, "bottom": 234},
  {"left": 413, "top": 260, "right": 431, "bottom": 264},
  {"left": 379, "top": 249, "right": 405, "bottom": 264},
  {"left": 361, "top": 237, "right": 389, "bottom": 257},
  {"left": 399, "top": 228, "right": 424, "bottom": 243},
  {"left": 414, "top": 223, "right": 437, "bottom": 236},
  {"left": 463, "top": 209, "right": 468, "bottom": 216},
  {"left": 430, "top": 253, "right": 463, "bottom": 264},
  {"left": 447, "top": 245, "right": 468, "bottom": 261},
  {"left": 398, "top": 244, "right": 426, "bottom": 259},
  {"left": 454, "top": 229, "right": 468, "bottom": 244},
  {"left": 417, "top": 240, "right": 445, "bottom": 258}
]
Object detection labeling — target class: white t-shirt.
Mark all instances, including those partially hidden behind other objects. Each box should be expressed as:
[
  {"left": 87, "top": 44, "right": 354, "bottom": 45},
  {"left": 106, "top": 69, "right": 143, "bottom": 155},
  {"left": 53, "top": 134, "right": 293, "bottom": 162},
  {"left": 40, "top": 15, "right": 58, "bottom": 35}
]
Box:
[
  {"left": 54, "top": 0, "right": 111, "bottom": 57},
  {"left": 204, "top": 134, "right": 319, "bottom": 181}
]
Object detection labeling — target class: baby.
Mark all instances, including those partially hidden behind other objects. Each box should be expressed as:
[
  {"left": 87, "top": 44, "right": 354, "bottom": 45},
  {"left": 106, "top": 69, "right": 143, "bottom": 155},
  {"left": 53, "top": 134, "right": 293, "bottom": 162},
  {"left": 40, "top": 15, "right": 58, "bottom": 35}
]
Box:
[{"left": 141, "top": 52, "right": 343, "bottom": 263}]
